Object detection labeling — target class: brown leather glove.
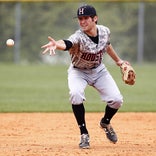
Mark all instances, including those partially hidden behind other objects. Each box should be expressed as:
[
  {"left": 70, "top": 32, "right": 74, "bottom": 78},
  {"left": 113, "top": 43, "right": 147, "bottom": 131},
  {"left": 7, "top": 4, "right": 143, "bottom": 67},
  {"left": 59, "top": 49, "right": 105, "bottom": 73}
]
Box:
[{"left": 120, "top": 62, "right": 136, "bottom": 85}]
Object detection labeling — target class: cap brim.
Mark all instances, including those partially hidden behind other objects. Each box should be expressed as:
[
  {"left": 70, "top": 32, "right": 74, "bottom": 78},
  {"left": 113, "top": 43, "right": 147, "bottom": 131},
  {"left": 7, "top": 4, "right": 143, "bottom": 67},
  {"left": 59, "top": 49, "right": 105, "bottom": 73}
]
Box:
[{"left": 73, "top": 14, "right": 96, "bottom": 19}]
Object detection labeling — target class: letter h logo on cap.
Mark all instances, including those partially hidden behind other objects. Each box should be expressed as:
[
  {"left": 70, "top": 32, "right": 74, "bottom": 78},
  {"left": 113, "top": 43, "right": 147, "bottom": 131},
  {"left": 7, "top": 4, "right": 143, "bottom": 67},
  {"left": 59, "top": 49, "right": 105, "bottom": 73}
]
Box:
[
  {"left": 75, "top": 5, "right": 96, "bottom": 18},
  {"left": 79, "top": 7, "right": 84, "bottom": 15}
]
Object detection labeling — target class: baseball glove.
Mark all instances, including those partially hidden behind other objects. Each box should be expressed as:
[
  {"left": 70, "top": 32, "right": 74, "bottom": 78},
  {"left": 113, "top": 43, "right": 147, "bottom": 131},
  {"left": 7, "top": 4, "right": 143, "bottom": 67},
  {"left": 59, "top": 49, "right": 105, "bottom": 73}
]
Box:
[{"left": 120, "top": 62, "right": 136, "bottom": 85}]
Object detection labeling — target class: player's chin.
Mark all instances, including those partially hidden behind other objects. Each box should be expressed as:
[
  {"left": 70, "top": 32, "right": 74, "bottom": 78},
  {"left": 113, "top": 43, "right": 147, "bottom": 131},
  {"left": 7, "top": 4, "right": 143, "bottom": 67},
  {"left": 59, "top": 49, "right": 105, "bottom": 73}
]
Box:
[{"left": 80, "top": 26, "right": 88, "bottom": 31}]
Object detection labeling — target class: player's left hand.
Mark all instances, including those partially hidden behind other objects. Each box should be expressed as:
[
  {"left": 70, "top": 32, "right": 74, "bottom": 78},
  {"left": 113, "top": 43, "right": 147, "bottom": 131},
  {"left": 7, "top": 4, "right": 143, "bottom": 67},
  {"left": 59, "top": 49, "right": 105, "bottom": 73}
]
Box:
[
  {"left": 120, "top": 61, "right": 136, "bottom": 85},
  {"left": 41, "top": 36, "right": 56, "bottom": 56}
]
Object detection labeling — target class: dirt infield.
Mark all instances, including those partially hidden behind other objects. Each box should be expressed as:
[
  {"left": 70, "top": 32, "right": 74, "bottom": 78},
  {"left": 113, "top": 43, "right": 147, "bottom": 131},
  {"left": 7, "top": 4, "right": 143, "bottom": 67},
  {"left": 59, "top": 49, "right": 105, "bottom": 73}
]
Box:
[{"left": 0, "top": 113, "right": 155, "bottom": 156}]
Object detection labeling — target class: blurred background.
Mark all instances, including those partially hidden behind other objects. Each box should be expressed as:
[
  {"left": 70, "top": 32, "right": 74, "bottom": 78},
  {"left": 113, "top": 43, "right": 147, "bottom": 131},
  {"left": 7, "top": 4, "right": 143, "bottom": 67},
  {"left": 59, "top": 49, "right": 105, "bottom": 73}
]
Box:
[
  {"left": 0, "top": 1, "right": 156, "bottom": 112},
  {"left": 0, "top": 1, "right": 156, "bottom": 64}
]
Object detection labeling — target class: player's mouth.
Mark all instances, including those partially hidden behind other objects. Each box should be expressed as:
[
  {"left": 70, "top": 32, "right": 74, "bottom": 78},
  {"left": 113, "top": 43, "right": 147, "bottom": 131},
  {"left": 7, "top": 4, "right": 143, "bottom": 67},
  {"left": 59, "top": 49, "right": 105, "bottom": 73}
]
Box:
[{"left": 81, "top": 25, "right": 88, "bottom": 30}]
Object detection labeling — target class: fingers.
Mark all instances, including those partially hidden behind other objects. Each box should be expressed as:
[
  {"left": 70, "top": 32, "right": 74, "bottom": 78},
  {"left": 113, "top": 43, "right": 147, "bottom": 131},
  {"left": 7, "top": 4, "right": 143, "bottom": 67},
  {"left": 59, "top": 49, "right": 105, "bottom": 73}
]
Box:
[
  {"left": 42, "top": 46, "right": 56, "bottom": 56},
  {"left": 48, "top": 36, "right": 54, "bottom": 42},
  {"left": 49, "top": 47, "right": 56, "bottom": 56},
  {"left": 41, "top": 36, "right": 56, "bottom": 56},
  {"left": 41, "top": 43, "right": 51, "bottom": 49},
  {"left": 42, "top": 47, "right": 50, "bottom": 55},
  {"left": 41, "top": 36, "right": 55, "bottom": 49},
  {"left": 42, "top": 47, "right": 56, "bottom": 56}
]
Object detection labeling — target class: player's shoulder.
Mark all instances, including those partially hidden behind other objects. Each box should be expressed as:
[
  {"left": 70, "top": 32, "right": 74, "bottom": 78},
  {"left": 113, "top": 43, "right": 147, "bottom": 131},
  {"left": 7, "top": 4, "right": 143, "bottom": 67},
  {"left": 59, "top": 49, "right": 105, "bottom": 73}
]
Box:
[
  {"left": 68, "top": 30, "right": 82, "bottom": 43},
  {"left": 70, "top": 30, "right": 85, "bottom": 40},
  {"left": 75, "top": 29, "right": 84, "bottom": 36},
  {"left": 97, "top": 25, "right": 110, "bottom": 33},
  {"left": 70, "top": 29, "right": 82, "bottom": 37}
]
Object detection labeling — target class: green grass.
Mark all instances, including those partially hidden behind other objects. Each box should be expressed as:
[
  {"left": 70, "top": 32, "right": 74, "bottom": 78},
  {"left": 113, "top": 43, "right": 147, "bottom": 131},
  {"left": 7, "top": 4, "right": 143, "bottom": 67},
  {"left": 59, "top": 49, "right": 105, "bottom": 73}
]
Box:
[{"left": 0, "top": 63, "right": 155, "bottom": 112}]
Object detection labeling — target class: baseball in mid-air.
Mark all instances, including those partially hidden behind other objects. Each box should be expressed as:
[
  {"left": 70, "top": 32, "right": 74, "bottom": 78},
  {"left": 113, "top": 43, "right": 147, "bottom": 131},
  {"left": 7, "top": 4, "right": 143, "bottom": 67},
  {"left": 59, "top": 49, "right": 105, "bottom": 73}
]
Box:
[{"left": 6, "top": 39, "right": 14, "bottom": 47}]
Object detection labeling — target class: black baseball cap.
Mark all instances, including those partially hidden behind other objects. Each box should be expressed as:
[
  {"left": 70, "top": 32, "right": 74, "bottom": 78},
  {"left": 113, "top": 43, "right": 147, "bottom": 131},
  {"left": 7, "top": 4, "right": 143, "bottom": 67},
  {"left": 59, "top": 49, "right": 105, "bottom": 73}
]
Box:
[{"left": 75, "top": 4, "right": 97, "bottom": 18}]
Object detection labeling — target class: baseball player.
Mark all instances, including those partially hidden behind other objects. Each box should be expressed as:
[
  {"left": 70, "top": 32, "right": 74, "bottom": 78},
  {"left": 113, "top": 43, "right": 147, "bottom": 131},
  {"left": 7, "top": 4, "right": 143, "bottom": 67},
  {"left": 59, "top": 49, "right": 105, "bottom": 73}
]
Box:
[{"left": 42, "top": 4, "right": 125, "bottom": 149}]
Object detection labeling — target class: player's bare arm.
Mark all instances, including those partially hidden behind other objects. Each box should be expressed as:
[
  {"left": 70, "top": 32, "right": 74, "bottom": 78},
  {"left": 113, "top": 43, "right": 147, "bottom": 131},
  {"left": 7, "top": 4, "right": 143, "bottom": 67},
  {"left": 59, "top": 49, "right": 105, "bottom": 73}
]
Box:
[
  {"left": 41, "top": 36, "right": 66, "bottom": 55},
  {"left": 106, "top": 44, "right": 124, "bottom": 66}
]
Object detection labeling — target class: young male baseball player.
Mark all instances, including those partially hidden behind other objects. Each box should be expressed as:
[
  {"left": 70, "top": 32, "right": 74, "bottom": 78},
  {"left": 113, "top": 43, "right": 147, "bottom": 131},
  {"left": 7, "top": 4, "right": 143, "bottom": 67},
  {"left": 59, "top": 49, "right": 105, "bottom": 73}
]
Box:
[{"left": 42, "top": 4, "right": 125, "bottom": 149}]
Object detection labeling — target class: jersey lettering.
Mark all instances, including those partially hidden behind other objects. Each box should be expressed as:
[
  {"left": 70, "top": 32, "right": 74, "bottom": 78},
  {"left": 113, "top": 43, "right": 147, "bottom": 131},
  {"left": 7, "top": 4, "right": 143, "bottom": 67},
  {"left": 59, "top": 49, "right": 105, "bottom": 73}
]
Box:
[{"left": 81, "top": 51, "right": 103, "bottom": 63}]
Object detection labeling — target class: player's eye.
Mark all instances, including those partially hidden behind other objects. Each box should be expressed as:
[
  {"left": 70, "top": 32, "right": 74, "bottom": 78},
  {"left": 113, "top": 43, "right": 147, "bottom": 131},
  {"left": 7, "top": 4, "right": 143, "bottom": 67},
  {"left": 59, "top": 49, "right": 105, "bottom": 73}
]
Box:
[{"left": 78, "top": 16, "right": 90, "bottom": 21}]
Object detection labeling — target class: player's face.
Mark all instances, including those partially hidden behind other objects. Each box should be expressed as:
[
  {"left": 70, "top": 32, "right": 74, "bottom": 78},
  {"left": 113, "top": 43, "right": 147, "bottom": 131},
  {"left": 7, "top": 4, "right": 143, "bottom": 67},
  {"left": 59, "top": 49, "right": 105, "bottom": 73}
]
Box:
[{"left": 78, "top": 16, "right": 97, "bottom": 33}]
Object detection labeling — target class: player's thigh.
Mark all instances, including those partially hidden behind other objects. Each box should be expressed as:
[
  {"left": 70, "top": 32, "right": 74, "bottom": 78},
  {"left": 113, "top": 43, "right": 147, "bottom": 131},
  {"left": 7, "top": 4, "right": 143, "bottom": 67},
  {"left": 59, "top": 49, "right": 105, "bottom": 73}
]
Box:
[
  {"left": 68, "top": 69, "right": 88, "bottom": 92},
  {"left": 94, "top": 71, "right": 121, "bottom": 101}
]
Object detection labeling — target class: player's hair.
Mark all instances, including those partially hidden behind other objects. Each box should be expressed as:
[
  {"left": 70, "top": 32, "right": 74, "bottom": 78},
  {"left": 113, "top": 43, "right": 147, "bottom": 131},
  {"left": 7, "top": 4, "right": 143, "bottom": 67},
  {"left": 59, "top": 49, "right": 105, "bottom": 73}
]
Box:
[{"left": 90, "top": 15, "right": 98, "bottom": 24}]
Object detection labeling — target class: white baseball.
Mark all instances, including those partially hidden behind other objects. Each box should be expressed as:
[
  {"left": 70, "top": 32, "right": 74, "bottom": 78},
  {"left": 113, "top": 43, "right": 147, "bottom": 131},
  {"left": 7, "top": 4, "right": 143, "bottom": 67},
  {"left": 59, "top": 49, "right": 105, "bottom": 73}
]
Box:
[{"left": 6, "top": 39, "right": 14, "bottom": 47}]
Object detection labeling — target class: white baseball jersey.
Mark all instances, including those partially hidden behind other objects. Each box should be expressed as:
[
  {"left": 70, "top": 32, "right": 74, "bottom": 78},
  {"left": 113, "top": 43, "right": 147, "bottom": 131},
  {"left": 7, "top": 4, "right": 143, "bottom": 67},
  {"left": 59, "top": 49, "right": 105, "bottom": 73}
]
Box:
[
  {"left": 67, "top": 25, "right": 123, "bottom": 109},
  {"left": 68, "top": 25, "right": 110, "bottom": 69}
]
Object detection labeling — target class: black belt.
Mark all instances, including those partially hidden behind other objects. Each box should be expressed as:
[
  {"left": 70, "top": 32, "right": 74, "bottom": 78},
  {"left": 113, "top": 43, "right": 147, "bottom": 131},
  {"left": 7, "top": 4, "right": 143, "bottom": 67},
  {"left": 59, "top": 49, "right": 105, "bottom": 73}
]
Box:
[{"left": 73, "top": 65, "right": 98, "bottom": 70}]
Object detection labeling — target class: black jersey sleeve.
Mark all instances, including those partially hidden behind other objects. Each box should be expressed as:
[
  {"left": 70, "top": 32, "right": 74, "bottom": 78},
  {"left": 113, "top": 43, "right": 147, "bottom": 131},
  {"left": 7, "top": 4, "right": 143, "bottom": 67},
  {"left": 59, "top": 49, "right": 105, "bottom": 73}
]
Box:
[{"left": 63, "top": 40, "right": 73, "bottom": 51}]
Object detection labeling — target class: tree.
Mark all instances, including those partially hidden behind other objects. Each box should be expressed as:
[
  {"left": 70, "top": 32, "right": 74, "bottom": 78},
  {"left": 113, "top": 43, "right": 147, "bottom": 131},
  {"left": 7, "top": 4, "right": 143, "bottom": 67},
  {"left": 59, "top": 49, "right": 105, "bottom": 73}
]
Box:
[
  {"left": 0, "top": 2, "right": 156, "bottom": 63},
  {"left": 144, "top": 3, "right": 156, "bottom": 61}
]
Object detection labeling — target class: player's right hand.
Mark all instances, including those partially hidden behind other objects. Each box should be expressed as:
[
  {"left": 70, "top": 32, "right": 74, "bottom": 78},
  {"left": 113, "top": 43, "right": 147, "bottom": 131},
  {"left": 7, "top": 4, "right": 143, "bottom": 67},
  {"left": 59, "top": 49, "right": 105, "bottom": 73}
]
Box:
[{"left": 41, "top": 36, "right": 56, "bottom": 56}]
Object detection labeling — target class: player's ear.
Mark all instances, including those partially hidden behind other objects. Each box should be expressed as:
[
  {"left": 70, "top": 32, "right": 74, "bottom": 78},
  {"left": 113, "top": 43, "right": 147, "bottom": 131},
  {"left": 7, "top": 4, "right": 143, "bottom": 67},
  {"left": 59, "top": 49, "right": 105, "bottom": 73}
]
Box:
[{"left": 93, "top": 16, "right": 98, "bottom": 24}]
